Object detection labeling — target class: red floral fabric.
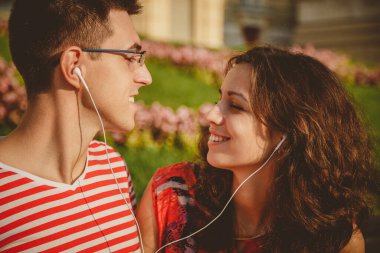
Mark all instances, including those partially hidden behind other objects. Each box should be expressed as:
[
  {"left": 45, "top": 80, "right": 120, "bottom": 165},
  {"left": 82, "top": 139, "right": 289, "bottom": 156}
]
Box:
[{"left": 151, "top": 162, "right": 264, "bottom": 252}]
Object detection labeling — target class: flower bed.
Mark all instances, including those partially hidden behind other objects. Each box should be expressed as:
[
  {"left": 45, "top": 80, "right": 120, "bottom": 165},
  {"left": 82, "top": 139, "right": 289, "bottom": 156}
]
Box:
[
  {"left": 111, "top": 102, "right": 212, "bottom": 146},
  {"left": 0, "top": 19, "right": 7, "bottom": 36},
  {"left": 142, "top": 40, "right": 380, "bottom": 87},
  {"left": 0, "top": 55, "right": 213, "bottom": 146},
  {"left": 0, "top": 57, "right": 26, "bottom": 133},
  {"left": 1, "top": 16, "right": 379, "bottom": 145}
]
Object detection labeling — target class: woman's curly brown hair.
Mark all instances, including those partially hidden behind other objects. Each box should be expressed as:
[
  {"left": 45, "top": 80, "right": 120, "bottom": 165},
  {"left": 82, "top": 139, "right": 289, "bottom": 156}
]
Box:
[{"left": 193, "top": 46, "right": 376, "bottom": 252}]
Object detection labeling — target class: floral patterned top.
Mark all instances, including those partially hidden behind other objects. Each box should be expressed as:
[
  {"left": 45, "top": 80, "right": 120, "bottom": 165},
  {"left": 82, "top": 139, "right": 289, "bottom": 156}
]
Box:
[{"left": 151, "top": 162, "right": 265, "bottom": 252}]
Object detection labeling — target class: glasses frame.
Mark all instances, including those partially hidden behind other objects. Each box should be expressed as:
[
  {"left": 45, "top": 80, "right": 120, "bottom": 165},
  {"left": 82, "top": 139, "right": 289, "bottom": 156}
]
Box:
[{"left": 82, "top": 48, "right": 146, "bottom": 66}]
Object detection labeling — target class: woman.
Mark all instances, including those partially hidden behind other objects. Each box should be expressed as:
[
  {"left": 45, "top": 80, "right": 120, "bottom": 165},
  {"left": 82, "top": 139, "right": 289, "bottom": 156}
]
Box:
[{"left": 137, "top": 47, "right": 375, "bottom": 253}]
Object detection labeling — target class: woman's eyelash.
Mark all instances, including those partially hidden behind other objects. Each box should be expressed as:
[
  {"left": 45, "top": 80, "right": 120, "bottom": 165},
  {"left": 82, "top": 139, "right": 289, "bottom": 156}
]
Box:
[
  {"left": 230, "top": 103, "right": 244, "bottom": 111},
  {"left": 214, "top": 99, "right": 244, "bottom": 111}
]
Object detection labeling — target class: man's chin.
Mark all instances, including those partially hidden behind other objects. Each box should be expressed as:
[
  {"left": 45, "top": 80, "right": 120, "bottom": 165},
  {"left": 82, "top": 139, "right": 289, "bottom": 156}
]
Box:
[{"left": 104, "top": 119, "right": 135, "bottom": 133}]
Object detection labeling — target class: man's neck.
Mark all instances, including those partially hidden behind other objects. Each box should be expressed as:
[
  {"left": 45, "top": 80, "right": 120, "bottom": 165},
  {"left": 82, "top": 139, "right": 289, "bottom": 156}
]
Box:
[{"left": 0, "top": 91, "right": 100, "bottom": 184}]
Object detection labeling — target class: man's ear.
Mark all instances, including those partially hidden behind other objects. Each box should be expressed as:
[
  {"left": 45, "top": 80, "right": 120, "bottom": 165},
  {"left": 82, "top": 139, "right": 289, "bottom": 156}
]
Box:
[{"left": 59, "top": 46, "right": 84, "bottom": 89}]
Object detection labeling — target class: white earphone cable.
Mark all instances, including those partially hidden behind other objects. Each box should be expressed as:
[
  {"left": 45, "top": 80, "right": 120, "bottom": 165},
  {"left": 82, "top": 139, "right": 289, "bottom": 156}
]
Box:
[
  {"left": 76, "top": 70, "right": 145, "bottom": 253},
  {"left": 155, "top": 135, "right": 287, "bottom": 253}
]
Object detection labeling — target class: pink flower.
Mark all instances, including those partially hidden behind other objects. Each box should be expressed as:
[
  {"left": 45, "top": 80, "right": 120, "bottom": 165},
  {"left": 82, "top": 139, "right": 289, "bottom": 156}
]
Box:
[
  {"left": 2, "top": 91, "right": 18, "bottom": 105},
  {"left": 111, "top": 132, "right": 126, "bottom": 145},
  {"left": 0, "top": 103, "right": 8, "bottom": 121},
  {"left": 198, "top": 103, "right": 213, "bottom": 127}
]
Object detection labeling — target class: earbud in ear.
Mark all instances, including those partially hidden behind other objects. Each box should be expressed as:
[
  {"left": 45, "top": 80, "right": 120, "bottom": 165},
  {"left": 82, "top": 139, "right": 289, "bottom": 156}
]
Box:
[
  {"left": 73, "top": 66, "right": 89, "bottom": 91},
  {"left": 74, "top": 67, "right": 82, "bottom": 78},
  {"left": 273, "top": 134, "right": 287, "bottom": 153}
]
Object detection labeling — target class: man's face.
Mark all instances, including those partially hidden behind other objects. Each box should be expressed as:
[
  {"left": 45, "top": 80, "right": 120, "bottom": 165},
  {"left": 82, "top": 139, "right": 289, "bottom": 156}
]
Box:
[{"left": 82, "top": 10, "right": 152, "bottom": 132}]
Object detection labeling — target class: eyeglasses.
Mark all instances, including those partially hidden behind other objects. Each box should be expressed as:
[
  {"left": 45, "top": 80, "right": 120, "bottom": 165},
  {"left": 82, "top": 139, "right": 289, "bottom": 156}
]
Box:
[{"left": 82, "top": 48, "right": 146, "bottom": 66}]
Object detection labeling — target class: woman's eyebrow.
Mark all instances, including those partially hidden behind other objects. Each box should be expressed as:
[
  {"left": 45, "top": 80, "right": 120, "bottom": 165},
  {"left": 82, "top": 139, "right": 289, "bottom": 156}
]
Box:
[{"left": 227, "top": 90, "right": 248, "bottom": 102}]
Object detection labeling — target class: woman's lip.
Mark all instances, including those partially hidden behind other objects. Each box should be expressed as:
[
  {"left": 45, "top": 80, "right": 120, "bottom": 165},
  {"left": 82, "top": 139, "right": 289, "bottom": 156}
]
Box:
[
  {"left": 209, "top": 129, "right": 229, "bottom": 138},
  {"left": 208, "top": 133, "right": 231, "bottom": 144}
]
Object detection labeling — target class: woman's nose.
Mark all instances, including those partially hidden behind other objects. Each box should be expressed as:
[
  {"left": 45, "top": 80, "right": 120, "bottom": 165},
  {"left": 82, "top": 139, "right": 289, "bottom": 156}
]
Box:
[{"left": 206, "top": 104, "right": 224, "bottom": 125}]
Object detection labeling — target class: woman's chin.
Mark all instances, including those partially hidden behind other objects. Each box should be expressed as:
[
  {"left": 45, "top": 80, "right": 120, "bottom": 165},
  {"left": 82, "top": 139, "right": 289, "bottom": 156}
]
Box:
[{"left": 207, "top": 154, "right": 231, "bottom": 170}]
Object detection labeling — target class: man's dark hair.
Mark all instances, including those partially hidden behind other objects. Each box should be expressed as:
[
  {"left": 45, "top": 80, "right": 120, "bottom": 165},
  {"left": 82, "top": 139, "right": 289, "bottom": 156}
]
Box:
[{"left": 8, "top": 0, "right": 141, "bottom": 98}]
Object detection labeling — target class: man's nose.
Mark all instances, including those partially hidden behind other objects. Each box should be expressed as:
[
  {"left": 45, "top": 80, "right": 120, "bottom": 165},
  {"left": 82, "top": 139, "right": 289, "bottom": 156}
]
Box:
[{"left": 134, "top": 64, "right": 152, "bottom": 86}]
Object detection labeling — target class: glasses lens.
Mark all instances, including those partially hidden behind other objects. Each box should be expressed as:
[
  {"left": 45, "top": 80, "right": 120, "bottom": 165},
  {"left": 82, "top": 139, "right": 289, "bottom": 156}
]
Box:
[{"left": 139, "top": 52, "right": 146, "bottom": 66}]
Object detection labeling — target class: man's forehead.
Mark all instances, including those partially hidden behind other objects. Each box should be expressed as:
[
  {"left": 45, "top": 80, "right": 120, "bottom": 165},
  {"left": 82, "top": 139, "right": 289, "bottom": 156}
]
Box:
[{"left": 106, "top": 10, "right": 141, "bottom": 49}]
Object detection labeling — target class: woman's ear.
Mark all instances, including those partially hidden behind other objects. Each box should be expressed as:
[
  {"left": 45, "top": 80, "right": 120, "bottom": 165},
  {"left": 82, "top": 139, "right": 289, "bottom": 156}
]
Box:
[
  {"left": 59, "top": 46, "right": 84, "bottom": 89},
  {"left": 276, "top": 135, "right": 288, "bottom": 160}
]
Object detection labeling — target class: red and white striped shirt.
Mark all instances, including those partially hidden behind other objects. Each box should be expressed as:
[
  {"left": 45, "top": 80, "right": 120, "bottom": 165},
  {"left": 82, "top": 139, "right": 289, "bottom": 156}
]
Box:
[{"left": 0, "top": 141, "right": 140, "bottom": 253}]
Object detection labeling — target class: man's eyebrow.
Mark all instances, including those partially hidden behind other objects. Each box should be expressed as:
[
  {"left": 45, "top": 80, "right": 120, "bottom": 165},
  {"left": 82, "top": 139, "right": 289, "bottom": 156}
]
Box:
[
  {"left": 128, "top": 43, "right": 142, "bottom": 51},
  {"left": 227, "top": 90, "right": 248, "bottom": 102}
]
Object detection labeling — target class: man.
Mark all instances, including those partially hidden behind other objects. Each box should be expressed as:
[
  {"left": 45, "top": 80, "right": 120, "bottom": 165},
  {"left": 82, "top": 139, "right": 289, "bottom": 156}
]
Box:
[{"left": 0, "top": 0, "right": 151, "bottom": 252}]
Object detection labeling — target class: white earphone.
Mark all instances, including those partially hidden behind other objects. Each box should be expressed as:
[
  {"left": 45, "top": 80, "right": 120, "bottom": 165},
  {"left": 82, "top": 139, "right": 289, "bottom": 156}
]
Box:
[
  {"left": 73, "top": 66, "right": 145, "bottom": 253},
  {"left": 73, "top": 67, "right": 90, "bottom": 91},
  {"left": 155, "top": 134, "right": 287, "bottom": 252},
  {"left": 74, "top": 64, "right": 287, "bottom": 252},
  {"left": 73, "top": 66, "right": 82, "bottom": 77}
]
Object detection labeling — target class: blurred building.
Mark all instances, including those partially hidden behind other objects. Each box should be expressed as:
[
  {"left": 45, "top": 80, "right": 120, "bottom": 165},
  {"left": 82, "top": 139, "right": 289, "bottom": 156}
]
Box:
[
  {"left": 294, "top": 0, "right": 380, "bottom": 63},
  {"left": 133, "top": 0, "right": 380, "bottom": 62},
  {"left": 0, "top": 0, "right": 11, "bottom": 19},
  {"left": 132, "top": 0, "right": 227, "bottom": 48},
  {"left": 0, "top": 0, "right": 379, "bottom": 62}
]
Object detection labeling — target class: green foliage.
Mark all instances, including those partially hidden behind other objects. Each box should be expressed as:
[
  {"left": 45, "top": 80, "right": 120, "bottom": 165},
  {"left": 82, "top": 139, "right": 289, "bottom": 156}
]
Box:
[
  {"left": 347, "top": 85, "right": 380, "bottom": 138},
  {"left": 114, "top": 144, "right": 197, "bottom": 200},
  {"left": 0, "top": 35, "right": 10, "bottom": 61},
  {"left": 137, "top": 59, "right": 219, "bottom": 109},
  {"left": 347, "top": 85, "right": 380, "bottom": 175},
  {"left": 0, "top": 34, "right": 379, "bottom": 205}
]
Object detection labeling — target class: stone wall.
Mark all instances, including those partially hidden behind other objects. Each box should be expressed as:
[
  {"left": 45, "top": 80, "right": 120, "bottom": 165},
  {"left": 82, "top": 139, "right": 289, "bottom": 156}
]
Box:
[
  {"left": 294, "top": 0, "right": 380, "bottom": 62},
  {"left": 133, "top": 0, "right": 226, "bottom": 48}
]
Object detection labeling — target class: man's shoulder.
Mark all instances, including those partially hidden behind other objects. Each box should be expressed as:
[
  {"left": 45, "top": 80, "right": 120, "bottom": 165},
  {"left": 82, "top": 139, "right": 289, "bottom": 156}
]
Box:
[
  {"left": 88, "top": 140, "right": 116, "bottom": 151},
  {"left": 87, "top": 140, "right": 122, "bottom": 158},
  {"left": 86, "top": 140, "right": 127, "bottom": 170}
]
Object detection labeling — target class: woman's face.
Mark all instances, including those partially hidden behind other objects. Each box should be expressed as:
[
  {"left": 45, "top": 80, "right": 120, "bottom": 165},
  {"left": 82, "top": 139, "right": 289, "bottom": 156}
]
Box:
[{"left": 207, "top": 63, "right": 282, "bottom": 172}]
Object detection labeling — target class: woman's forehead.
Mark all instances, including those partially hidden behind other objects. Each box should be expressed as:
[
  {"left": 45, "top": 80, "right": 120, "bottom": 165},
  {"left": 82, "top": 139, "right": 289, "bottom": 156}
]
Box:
[{"left": 222, "top": 64, "right": 252, "bottom": 91}]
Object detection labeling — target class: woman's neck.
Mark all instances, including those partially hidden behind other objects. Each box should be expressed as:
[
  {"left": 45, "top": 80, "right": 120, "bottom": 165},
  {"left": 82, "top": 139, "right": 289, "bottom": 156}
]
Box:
[{"left": 231, "top": 162, "right": 276, "bottom": 238}]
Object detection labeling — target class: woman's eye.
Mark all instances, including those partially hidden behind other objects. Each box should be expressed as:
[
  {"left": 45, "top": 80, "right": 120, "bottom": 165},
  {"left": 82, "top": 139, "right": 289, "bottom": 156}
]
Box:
[{"left": 230, "top": 103, "right": 244, "bottom": 111}]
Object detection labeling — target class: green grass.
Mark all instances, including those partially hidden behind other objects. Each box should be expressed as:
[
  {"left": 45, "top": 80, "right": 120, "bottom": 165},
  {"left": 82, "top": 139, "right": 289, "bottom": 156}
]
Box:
[
  {"left": 346, "top": 85, "right": 380, "bottom": 138},
  {"left": 114, "top": 144, "right": 197, "bottom": 200},
  {"left": 0, "top": 36, "right": 379, "bottom": 204},
  {"left": 137, "top": 59, "right": 219, "bottom": 109},
  {"left": 124, "top": 82, "right": 380, "bottom": 200},
  {"left": 0, "top": 35, "right": 11, "bottom": 61},
  {"left": 124, "top": 62, "right": 380, "bottom": 200},
  {"left": 346, "top": 85, "right": 380, "bottom": 170}
]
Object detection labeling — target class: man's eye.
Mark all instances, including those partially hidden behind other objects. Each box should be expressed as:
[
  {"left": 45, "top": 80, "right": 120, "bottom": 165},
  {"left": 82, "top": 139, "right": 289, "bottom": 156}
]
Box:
[{"left": 124, "top": 55, "right": 137, "bottom": 62}]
